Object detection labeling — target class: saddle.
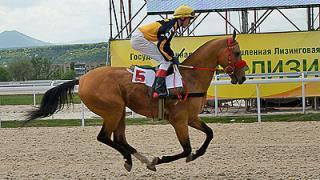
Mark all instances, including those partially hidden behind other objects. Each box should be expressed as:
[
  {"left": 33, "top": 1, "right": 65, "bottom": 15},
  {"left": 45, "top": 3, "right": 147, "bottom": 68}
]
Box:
[{"left": 129, "top": 65, "right": 184, "bottom": 97}]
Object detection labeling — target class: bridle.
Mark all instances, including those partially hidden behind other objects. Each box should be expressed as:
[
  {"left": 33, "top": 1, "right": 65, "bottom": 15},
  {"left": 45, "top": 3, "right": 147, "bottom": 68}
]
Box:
[
  {"left": 224, "top": 38, "right": 247, "bottom": 75},
  {"left": 174, "top": 37, "right": 247, "bottom": 101},
  {"left": 178, "top": 37, "right": 247, "bottom": 74}
]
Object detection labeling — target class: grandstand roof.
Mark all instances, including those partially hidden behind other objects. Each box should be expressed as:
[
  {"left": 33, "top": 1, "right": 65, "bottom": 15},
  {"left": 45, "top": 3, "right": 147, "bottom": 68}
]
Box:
[{"left": 147, "top": 0, "right": 320, "bottom": 14}]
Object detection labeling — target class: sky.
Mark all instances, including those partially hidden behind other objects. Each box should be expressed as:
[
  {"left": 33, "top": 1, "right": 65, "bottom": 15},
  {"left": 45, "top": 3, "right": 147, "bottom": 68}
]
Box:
[
  {"left": 0, "top": 0, "right": 109, "bottom": 44},
  {"left": 0, "top": 0, "right": 318, "bottom": 45}
]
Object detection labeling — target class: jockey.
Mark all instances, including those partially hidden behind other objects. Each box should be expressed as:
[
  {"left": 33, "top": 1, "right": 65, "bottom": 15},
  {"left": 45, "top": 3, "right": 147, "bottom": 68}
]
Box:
[{"left": 131, "top": 5, "right": 195, "bottom": 98}]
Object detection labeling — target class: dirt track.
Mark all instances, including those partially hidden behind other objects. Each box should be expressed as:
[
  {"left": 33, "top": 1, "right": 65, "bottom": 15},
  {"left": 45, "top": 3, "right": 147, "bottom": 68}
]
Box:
[{"left": 0, "top": 122, "right": 319, "bottom": 179}]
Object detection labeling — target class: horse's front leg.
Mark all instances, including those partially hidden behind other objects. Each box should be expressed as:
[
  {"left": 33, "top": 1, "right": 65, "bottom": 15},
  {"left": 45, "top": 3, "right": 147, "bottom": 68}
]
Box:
[
  {"left": 113, "top": 116, "right": 153, "bottom": 171},
  {"left": 186, "top": 117, "right": 213, "bottom": 162},
  {"left": 149, "top": 120, "right": 192, "bottom": 170}
]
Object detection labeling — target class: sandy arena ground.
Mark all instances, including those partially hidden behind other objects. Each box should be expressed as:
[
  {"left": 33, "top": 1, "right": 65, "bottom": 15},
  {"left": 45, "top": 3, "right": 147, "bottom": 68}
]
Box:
[{"left": 0, "top": 121, "right": 319, "bottom": 179}]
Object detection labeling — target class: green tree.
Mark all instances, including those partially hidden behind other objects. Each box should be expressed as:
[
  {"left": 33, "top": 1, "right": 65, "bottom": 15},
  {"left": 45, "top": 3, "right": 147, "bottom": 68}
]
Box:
[
  {"left": 49, "top": 68, "right": 64, "bottom": 80},
  {"left": 0, "top": 66, "right": 11, "bottom": 81},
  {"left": 31, "top": 57, "right": 52, "bottom": 80},
  {"left": 62, "top": 70, "right": 76, "bottom": 80},
  {"left": 8, "top": 59, "right": 33, "bottom": 81}
]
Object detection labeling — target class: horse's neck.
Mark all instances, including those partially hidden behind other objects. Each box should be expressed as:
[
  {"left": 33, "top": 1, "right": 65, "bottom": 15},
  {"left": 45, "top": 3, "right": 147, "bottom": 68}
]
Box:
[{"left": 180, "top": 39, "right": 225, "bottom": 92}]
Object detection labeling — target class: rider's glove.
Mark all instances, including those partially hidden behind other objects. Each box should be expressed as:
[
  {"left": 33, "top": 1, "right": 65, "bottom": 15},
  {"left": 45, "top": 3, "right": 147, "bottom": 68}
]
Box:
[{"left": 172, "top": 56, "right": 180, "bottom": 65}]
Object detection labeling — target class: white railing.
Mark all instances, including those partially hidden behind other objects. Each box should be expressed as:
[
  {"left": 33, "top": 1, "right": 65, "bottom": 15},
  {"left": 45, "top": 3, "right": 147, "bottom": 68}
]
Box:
[
  {"left": 0, "top": 80, "right": 136, "bottom": 127},
  {"left": 0, "top": 80, "right": 70, "bottom": 95},
  {"left": 0, "top": 72, "right": 319, "bottom": 127},
  {"left": 212, "top": 72, "right": 320, "bottom": 122}
]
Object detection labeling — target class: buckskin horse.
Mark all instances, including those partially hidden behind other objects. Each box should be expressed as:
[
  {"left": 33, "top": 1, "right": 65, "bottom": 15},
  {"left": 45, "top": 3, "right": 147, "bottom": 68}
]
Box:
[{"left": 25, "top": 31, "right": 247, "bottom": 172}]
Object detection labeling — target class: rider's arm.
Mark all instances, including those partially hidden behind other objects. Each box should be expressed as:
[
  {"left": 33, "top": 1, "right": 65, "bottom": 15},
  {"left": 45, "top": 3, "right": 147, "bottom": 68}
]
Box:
[{"left": 156, "top": 19, "right": 177, "bottom": 61}]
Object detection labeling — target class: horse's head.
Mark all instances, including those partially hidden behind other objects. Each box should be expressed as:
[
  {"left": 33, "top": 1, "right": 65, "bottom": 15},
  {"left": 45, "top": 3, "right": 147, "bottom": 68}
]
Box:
[{"left": 217, "top": 31, "right": 247, "bottom": 84}]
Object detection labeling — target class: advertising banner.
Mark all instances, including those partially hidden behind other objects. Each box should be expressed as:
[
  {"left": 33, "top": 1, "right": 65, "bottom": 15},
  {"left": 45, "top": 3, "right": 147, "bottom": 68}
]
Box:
[{"left": 110, "top": 31, "right": 320, "bottom": 98}]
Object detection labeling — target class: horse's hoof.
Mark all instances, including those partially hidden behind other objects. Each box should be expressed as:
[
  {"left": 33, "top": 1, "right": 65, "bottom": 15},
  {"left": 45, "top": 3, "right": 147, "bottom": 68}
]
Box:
[
  {"left": 146, "top": 157, "right": 159, "bottom": 171},
  {"left": 186, "top": 154, "right": 193, "bottom": 162},
  {"left": 146, "top": 164, "right": 156, "bottom": 171},
  {"left": 151, "top": 157, "right": 159, "bottom": 165},
  {"left": 124, "top": 162, "right": 132, "bottom": 172}
]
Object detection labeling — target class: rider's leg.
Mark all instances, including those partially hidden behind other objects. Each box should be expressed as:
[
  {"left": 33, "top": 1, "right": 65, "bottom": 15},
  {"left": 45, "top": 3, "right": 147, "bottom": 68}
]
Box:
[
  {"left": 131, "top": 29, "right": 171, "bottom": 98},
  {"left": 131, "top": 30, "right": 166, "bottom": 62},
  {"left": 153, "top": 62, "right": 171, "bottom": 98}
]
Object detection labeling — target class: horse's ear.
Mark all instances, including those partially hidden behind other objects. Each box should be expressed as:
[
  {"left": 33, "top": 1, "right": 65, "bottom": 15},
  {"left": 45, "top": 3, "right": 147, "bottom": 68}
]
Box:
[{"left": 232, "top": 30, "right": 237, "bottom": 41}]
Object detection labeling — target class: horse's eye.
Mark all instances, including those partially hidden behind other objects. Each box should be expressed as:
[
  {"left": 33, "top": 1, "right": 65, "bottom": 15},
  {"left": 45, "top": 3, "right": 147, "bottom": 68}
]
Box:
[{"left": 234, "top": 52, "right": 241, "bottom": 57}]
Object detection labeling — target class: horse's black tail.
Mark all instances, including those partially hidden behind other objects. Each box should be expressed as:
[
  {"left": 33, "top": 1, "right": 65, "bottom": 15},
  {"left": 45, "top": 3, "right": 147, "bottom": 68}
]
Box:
[{"left": 24, "top": 79, "right": 79, "bottom": 125}]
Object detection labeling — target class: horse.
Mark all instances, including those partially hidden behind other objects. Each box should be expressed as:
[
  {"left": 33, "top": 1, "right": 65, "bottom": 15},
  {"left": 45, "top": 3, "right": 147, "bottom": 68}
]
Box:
[{"left": 25, "top": 31, "right": 247, "bottom": 172}]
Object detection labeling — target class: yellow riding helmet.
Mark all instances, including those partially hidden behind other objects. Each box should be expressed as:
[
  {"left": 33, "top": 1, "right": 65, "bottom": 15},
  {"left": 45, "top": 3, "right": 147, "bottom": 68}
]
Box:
[{"left": 173, "top": 5, "right": 195, "bottom": 18}]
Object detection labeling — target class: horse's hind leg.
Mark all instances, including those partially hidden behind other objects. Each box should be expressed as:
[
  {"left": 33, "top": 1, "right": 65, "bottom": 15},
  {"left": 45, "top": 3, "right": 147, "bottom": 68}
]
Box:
[
  {"left": 186, "top": 117, "right": 213, "bottom": 162},
  {"left": 113, "top": 112, "right": 153, "bottom": 171},
  {"left": 97, "top": 113, "right": 133, "bottom": 172}
]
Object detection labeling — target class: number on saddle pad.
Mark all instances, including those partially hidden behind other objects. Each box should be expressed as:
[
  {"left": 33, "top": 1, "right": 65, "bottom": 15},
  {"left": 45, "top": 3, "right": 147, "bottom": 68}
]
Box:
[{"left": 132, "top": 66, "right": 183, "bottom": 88}]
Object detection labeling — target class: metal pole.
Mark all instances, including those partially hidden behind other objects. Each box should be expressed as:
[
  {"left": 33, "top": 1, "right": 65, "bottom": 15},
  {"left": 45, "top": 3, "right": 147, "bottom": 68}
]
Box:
[
  {"left": 214, "top": 75, "right": 218, "bottom": 116},
  {"left": 256, "top": 84, "right": 261, "bottom": 122},
  {"left": 128, "top": 0, "right": 132, "bottom": 33},
  {"left": 241, "top": 9, "right": 249, "bottom": 33},
  {"left": 120, "top": 0, "right": 123, "bottom": 38},
  {"left": 276, "top": 8, "right": 301, "bottom": 31},
  {"left": 109, "top": 0, "right": 113, "bottom": 39},
  {"left": 111, "top": 0, "right": 120, "bottom": 35},
  {"left": 81, "top": 101, "right": 85, "bottom": 127},
  {"left": 33, "top": 92, "right": 36, "bottom": 106},
  {"left": 187, "top": 13, "right": 210, "bottom": 36},
  {"left": 302, "top": 72, "right": 306, "bottom": 114},
  {"left": 113, "top": 2, "right": 146, "bottom": 39},
  {"left": 217, "top": 12, "right": 241, "bottom": 33},
  {"left": 248, "top": 9, "right": 273, "bottom": 33},
  {"left": 225, "top": 11, "right": 228, "bottom": 34}
]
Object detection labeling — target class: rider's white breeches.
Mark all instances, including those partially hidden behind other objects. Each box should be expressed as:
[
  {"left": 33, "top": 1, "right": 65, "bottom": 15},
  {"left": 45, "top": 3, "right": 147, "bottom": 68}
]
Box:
[{"left": 131, "top": 30, "right": 171, "bottom": 71}]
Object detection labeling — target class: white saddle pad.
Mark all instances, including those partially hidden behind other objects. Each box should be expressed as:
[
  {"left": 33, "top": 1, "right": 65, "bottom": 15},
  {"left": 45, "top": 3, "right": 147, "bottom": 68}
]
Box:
[{"left": 132, "top": 66, "right": 183, "bottom": 88}]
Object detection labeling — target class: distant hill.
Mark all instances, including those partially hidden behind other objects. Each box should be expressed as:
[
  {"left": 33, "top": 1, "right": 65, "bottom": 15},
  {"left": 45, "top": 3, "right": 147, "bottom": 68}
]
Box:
[
  {"left": 0, "top": 42, "right": 108, "bottom": 64},
  {"left": 0, "top": 30, "right": 51, "bottom": 49}
]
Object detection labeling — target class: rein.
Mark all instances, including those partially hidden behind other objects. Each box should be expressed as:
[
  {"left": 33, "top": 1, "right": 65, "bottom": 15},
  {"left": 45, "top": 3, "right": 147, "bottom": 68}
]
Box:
[
  {"left": 170, "top": 37, "right": 247, "bottom": 101},
  {"left": 178, "top": 38, "right": 246, "bottom": 74},
  {"left": 173, "top": 65, "right": 189, "bottom": 101},
  {"left": 172, "top": 64, "right": 215, "bottom": 102},
  {"left": 178, "top": 64, "right": 217, "bottom": 72}
]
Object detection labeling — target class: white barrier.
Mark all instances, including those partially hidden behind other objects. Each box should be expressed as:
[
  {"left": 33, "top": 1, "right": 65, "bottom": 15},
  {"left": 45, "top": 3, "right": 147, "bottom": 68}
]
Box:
[
  {"left": 0, "top": 80, "right": 136, "bottom": 127},
  {"left": 0, "top": 72, "right": 319, "bottom": 126},
  {"left": 212, "top": 72, "right": 320, "bottom": 122}
]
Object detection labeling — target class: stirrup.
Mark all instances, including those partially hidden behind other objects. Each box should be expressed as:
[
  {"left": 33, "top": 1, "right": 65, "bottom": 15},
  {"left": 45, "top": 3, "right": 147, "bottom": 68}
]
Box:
[
  {"left": 152, "top": 77, "right": 167, "bottom": 98},
  {"left": 152, "top": 91, "right": 167, "bottom": 98}
]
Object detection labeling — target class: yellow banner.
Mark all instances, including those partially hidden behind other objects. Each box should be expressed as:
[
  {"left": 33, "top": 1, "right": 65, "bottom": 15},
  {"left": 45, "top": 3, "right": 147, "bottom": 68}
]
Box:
[{"left": 110, "top": 31, "right": 320, "bottom": 98}]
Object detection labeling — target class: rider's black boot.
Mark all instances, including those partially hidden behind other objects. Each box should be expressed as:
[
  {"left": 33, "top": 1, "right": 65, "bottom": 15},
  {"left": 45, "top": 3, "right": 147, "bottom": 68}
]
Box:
[{"left": 152, "top": 69, "right": 168, "bottom": 98}]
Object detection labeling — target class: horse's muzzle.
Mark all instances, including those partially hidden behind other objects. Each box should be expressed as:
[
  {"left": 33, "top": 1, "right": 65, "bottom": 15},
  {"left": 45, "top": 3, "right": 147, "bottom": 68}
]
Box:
[
  {"left": 238, "top": 76, "right": 246, "bottom": 84},
  {"left": 230, "top": 75, "right": 246, "bottom": 85}
]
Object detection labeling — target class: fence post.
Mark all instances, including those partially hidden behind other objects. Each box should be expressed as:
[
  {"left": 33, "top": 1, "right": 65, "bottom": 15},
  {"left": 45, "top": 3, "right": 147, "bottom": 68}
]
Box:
[
  {"left": 33, "top": 92, "right": 36, "bottom": 106},
  {"left": 132, "top": 109, "right": 135, "bottom": 118},
  {"left": 81, "top": 101, "right": 85, "bottom": 127},
  {"left": 256, "top": 84, "right": 261, "bottom": 122}
]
